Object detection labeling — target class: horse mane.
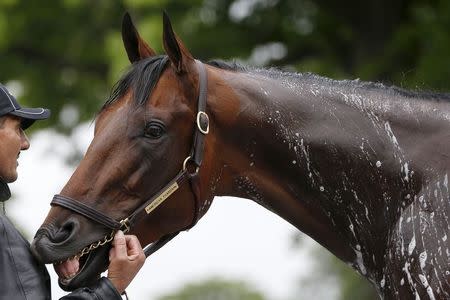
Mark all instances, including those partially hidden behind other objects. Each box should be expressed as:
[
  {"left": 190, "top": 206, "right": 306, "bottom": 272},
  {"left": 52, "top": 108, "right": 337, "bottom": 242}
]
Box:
[
  {"left": 207, "top": 59, "right": 450, "bottom": 102},
  {"left": 100, "top": 57, "right": 449, "bottom": 115},
  {"left": 206, "top": 60, "right": 247, "bottom": 72},
  {"left": 101, "top": 55, "right": 169, "bottom": 112}
]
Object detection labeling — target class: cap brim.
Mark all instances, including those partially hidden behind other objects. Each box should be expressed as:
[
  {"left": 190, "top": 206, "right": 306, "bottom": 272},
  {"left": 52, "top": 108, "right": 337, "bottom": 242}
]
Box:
[{"left": 9, "top": 107, "right": 51, "bottom": 129}]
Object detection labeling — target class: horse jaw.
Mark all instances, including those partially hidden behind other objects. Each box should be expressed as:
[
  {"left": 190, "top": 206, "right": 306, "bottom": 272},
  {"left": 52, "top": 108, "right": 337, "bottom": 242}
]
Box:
[{"left": 55, "top": 246, "right": 110, "bottom": 291}]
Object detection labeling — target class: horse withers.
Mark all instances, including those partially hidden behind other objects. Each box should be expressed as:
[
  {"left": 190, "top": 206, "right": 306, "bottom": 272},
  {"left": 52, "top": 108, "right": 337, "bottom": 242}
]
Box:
[{"left": 31, "top": 12, "right": 449, "bottom": 299}]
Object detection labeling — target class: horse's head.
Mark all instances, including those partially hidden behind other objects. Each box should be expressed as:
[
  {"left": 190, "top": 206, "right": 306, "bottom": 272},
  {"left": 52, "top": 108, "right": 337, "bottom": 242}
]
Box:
[{"left": 31, "top": 13, "right": 216, "bottom": 290}]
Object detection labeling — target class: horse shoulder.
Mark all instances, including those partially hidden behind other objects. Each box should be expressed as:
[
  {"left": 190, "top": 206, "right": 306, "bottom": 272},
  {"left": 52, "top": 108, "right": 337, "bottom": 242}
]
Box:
[{"left": 382, "top": 177, "right": 450, "bottom": 299}]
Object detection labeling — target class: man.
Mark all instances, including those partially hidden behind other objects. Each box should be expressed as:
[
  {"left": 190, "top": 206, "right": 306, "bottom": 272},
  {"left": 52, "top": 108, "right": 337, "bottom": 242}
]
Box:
[{"left": 0, "top": 83, "right": 146, "bottom": 299}]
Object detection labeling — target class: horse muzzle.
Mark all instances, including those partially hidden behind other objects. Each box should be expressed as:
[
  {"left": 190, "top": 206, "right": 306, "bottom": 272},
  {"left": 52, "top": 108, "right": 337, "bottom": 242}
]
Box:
[{"left": 31, "top": 222, "right": 111, "bottom": 291}]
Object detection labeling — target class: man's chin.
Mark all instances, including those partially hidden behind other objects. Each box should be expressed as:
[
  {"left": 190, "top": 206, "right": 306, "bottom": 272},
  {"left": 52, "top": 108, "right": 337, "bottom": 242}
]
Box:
[{"left": 1, "top": 170, "right": 18, "bottom": 183}]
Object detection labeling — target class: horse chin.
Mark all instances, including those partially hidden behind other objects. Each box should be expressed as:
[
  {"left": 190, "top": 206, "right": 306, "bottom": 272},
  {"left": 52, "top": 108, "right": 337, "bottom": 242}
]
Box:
[{"left": 56, "top": 246, "right": 110, "bottom": 291}]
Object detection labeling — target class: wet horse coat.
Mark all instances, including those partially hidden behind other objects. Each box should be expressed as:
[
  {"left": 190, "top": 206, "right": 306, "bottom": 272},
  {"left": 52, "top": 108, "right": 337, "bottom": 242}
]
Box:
[
  {"left": 32, "top": 13, "right": 449, "bottom": 299},
  {"left": 205, "top": 63, "right": 449, "bottom": 298}
]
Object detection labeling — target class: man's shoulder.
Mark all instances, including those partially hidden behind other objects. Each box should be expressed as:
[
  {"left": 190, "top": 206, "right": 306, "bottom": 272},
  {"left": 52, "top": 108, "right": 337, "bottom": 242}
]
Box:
[{"left": 0, "top": 213, "right": 27, "bottom": 243}]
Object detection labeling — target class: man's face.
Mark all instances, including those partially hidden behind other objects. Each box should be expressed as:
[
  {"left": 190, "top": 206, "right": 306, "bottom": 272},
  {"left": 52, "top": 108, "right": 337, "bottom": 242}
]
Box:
[{"left": 0, "top": 115, "right": 30, "bottom": 182}]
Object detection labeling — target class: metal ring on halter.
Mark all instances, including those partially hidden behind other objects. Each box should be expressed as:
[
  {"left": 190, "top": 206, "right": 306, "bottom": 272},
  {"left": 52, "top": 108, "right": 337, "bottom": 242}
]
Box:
[
  {"left": 196, "top": 111, "right": 209, "bottom": 134},
  {"left": 183, "top": 156, "right": 199, "bottom": 174}
]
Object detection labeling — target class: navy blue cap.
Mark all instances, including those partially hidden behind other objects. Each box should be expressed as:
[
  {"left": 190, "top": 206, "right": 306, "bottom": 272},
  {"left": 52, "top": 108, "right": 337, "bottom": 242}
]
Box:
[{"left": 0, "top": 83, "right": 50, "bottom": 129}]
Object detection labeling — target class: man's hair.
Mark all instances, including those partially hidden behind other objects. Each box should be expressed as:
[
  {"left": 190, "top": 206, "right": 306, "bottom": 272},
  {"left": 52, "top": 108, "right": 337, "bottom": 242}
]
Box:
[{"left": 0, "top": 115, "right": 5, "bottom": 128}]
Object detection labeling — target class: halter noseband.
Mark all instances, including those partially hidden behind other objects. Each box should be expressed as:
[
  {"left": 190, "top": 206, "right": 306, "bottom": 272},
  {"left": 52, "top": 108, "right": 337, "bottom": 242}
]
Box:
[{"left": 51, "top": 60, "right": 209, "bottom": 258}]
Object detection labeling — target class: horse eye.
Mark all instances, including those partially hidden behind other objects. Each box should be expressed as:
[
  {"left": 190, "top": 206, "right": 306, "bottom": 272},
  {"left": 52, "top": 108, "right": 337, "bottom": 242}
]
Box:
[{"left": 144, "top": 123, "right": 165, "bottom": 139}]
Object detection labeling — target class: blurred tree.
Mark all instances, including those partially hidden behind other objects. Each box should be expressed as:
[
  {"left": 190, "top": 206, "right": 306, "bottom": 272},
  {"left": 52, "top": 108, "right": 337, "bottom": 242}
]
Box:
[
  {"left": 0, "top": 0, "right": 448, "bottom": 133},
  {"left": 0, "top": 0, "right": 124, "bottom": 132},
  {"left": 156, "top": 277, "right": 267, "bottom": 300}
]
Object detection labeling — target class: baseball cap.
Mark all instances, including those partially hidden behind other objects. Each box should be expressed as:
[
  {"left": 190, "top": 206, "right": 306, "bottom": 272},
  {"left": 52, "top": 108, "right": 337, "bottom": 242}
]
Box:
[{"left": 0, "top": 83, "right": 50, "bottom": 129}]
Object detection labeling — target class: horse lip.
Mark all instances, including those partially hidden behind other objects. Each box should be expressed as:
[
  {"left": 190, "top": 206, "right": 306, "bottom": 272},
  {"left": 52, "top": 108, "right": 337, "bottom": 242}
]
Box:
[
  {"left": 32, "top": 226, "right": 111, "bottom": 289},
  {"left": 30, "top": 235, "right": 54, "bottom": 263},
  {"left": 57, "top": 245, "right": 110, "bottom": 291},
  {"left": 31, "top": 226, "right": 77, "bottom": 263},
  {"left": 58, "top": 251, "right": 93, "bottom": 289},
  {"left": 32, "top": 233, "right": 110, "bottom": 290},
  {"left": 30, "top": 234, "right": 74, "bottom": 264}
]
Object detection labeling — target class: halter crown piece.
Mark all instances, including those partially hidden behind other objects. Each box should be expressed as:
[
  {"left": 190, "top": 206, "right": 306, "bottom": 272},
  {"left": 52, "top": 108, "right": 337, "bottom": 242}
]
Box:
[{"left": 51, "top": 60, "right": 209, "bottom": 257}]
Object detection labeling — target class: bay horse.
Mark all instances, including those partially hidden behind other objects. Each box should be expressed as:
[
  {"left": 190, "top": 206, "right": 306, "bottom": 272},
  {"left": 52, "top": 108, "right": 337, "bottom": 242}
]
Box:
[{"left": 31, "top": 13, "right": 449, "bottom": 299}]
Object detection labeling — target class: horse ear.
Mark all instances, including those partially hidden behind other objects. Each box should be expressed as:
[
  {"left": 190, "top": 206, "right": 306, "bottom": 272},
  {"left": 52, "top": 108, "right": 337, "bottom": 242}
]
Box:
[
  {"left": 162, "top": 11, "right": 194, "bottom": 73},
  {"left": 122, "top": 12, "right": 156, "bottom": 63}
]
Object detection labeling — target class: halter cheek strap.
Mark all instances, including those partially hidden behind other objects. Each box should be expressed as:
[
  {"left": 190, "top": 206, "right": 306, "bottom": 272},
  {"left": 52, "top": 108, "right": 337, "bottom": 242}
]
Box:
[{"left": 51, "top": 60, "right": 209, "bottom": 258}]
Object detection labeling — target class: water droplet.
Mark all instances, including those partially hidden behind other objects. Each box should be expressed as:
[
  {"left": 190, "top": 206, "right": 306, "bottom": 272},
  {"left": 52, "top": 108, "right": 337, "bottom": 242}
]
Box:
[{"left": 380, "top": 277, "right": 385, "bottom": 288}]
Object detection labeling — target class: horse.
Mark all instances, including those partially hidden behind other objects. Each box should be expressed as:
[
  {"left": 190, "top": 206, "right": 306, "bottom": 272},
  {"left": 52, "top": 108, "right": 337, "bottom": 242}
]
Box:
[{"left": 31, "top": 12, "right": 450, "bottom": 299}]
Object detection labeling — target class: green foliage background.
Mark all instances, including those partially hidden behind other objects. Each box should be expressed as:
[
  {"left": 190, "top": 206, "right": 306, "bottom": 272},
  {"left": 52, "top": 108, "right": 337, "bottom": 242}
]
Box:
[
  {"left": 156, "top": 278, "right": 267, "bottom": 300},
  {"left": 1, "top": 0, "right": 448, "bottom": 299},
  {"left": 1, "top": 0, "right": 448, "bottom": 133}
]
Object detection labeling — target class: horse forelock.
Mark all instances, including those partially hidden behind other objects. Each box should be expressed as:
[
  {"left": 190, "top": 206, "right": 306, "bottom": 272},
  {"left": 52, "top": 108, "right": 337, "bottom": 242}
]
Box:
[{"left": 100, "top": 55, "right": 170, "bottom": 114}]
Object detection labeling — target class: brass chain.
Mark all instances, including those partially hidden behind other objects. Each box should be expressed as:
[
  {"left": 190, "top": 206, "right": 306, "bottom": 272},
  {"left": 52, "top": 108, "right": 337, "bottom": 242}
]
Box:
[
  {"left": 72, "top": 230, "right": 115, "bottom": 260},
  {"left": 69, "top": 219, "right": 131, "bottom": 261}
]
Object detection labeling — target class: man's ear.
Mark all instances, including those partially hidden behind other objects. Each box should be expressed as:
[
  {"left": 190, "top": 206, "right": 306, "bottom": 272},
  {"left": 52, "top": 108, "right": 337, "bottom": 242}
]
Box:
[
  {"left": 122, "top": 12, "right": 156, "bottom": 63},
  {"left": 162, "top": 11, "right": 194, "bottom": 73}
]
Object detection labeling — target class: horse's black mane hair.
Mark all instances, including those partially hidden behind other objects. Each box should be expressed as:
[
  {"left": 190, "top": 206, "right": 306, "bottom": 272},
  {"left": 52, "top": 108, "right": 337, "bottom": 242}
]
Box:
[
  {"left": 101, "top": 56, "right": 449, "bottom": 113},
  {"left": 102, "top": 57, "right": 241, "bottom": 112},
  {"left": 101, "top": 55, "right": 169, "bottom": 111},
  {"left": 101, "top": 56, "right": 235, "bottom": 111},
  {"left": 206, "top": 60, "right": 247, "bottom": 71},
  {"left": 208, "top": 59, "right": 450, "bottom": 102}
]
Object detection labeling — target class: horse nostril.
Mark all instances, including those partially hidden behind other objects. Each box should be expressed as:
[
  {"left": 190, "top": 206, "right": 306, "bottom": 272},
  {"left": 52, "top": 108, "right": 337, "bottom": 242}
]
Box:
[{"left": 51, "top": 219, "right": 79, "bottom": 243}]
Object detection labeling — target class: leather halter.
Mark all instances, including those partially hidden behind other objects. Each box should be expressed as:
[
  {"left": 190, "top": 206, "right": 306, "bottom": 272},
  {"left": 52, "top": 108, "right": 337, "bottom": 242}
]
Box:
[{"left": 51, "top": 60, "right": 209, "bottom": 257}]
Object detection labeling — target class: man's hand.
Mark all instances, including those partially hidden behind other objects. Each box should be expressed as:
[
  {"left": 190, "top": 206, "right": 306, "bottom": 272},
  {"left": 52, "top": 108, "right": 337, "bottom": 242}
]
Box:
[{"left": 107, "top": 230, "right": 146, "bottom": 294}]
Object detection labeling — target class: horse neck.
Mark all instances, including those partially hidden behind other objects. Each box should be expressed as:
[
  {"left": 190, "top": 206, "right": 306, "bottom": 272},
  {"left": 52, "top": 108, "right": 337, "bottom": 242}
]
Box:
[{"left": 204, "top": 67, "right": 448, "bottom": 277}]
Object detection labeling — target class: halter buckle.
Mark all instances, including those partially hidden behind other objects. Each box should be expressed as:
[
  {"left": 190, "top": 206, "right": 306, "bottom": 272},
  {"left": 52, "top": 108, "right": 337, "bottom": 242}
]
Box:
[
  {"left": 119, "top": 218, "right": 131, "bottom": 233},
  {"left": 196, "top": 111, "right": 209, "bottom": 134}
]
